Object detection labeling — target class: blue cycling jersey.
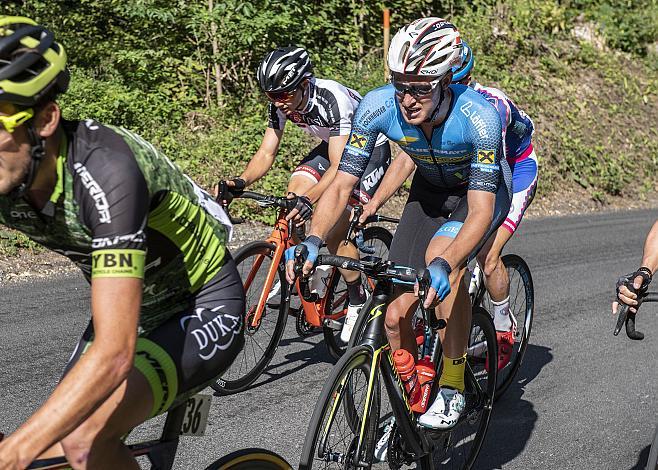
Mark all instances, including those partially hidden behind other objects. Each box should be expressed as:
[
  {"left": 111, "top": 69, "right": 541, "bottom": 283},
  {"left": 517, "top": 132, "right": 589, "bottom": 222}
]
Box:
[{"left": 338, "top": 84, "right": 511, "bottom": 195}]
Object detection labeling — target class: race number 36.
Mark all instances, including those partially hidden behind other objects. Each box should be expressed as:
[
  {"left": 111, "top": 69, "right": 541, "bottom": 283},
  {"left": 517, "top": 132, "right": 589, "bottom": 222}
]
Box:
[{"left": 180, "top": 394, "right": 212, "bottom": 436}]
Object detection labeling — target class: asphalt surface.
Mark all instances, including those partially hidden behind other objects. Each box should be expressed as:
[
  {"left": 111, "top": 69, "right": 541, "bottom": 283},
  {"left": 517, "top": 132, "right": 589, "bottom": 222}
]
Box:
[{"left": 1, "top": 209, "right": 657, "bottom": 469}]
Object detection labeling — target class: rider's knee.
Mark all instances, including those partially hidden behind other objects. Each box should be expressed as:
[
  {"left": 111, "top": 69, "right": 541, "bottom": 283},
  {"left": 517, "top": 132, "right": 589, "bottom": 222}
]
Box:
[
  {"left": 61, "top": 431, "right": 94, "bottom": 469},
  {"left": 61, "top": 421, "right": 116, "bottom": 469},
  {"left": 334, "top": 240, "right": 352, "bottom": 256},
  {"left": 384, "top": 306, "right": 410, "bottom": 338}
]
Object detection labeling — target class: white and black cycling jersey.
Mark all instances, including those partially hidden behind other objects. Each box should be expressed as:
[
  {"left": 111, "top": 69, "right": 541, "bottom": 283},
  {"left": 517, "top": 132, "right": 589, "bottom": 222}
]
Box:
[{"left": 268, "top": 77, "right": 388, "bottom": 146}]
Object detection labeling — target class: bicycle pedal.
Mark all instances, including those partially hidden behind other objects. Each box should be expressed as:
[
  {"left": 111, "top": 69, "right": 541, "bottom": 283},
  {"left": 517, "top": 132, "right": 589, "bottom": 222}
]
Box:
[{"left": 323, "top": 318, "right": 343, "bottom": 331}]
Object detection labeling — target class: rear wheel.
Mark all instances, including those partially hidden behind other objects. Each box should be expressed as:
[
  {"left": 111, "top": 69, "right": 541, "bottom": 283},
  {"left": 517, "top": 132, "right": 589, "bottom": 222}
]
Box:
[
  {"left": 212, "top": 241, "right": 289, "bottom": 395},
  {"left": 323, "top": 227, "right": 393, "bottom": 359},
  {"left": 477, "top": 254, "right": 534, "bottom": 399},
  {"left": 299, "top": 345, "right": 380, "bottom": 469},
  {"left": 204, "top": 448, "right": 292, "bottom": 470}
]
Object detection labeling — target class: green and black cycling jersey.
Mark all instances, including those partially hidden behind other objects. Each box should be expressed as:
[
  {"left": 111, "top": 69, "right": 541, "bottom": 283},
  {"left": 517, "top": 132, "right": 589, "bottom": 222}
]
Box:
[{"left": 0, "top": 119, "right": 229, "bottom": 333}]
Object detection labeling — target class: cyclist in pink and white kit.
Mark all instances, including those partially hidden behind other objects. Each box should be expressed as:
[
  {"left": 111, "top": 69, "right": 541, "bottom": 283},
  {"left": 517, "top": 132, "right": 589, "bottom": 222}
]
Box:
[{"left": 453, "top": 42, "right": 538, "bottom": 368}]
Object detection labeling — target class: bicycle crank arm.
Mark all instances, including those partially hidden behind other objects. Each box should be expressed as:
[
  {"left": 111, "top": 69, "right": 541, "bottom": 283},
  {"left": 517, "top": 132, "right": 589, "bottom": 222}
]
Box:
[{"left": 323, "top": 318, "right": 343, "bottom": 331}]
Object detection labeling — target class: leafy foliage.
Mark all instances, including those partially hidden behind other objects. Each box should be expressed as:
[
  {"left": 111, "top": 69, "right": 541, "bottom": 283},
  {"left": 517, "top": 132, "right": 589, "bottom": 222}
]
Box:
[{"left": 0, "top": 0, "right": 656, "bottom": 225}]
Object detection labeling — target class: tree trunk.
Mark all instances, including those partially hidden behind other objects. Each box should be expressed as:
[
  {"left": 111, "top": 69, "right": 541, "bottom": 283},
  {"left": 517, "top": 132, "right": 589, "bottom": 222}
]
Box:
[{"left": 209, "top": 0, "right": 222, "bottom": 106}]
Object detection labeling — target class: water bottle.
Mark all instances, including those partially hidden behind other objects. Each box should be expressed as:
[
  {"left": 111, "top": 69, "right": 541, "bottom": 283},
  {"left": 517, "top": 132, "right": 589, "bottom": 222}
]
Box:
[
  {"left": 412, "top": 356, "right": 436, "bottom": 413},
  {"left": 393, "top": 349, "right": 421, "bottom": 407},
  {"left": 309, "top": 265, "right": 332, "bottom": 299}
]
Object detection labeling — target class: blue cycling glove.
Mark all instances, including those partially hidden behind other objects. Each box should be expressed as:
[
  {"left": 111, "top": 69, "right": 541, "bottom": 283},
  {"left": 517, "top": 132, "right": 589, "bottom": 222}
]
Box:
[
  {"left": 427, "top": 257, "right": 452, "bottom": 301},
  {"left": 285, "top": 235, "right": 323, "bottom": 266}
]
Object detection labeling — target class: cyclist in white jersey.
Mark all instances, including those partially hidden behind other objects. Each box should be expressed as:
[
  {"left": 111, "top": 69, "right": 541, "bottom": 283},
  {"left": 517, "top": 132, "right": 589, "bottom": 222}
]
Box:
[{"left": 219, "top": 46, "right": 391, "bottom": 336}]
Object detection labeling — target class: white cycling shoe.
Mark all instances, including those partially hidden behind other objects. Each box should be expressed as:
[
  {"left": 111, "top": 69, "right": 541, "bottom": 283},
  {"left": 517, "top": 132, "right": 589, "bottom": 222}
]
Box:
[
  {"left": 339, "top": 303, "right": 363, "bottom": 343},
  {"left": 418, "top": 387, "right": 465, "bottom": 430},
  {"left": 266, "top": 280, "right": 282, "bottom": 307},
  {"left": 373, "top": 417, "right": 395, "bottom": 462}
]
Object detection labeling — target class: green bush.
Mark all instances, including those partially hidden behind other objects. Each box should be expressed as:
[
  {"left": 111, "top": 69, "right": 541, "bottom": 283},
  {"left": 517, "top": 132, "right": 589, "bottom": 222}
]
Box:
[{"left": 0, "top": 0, "right": 656, "bottom": 247}]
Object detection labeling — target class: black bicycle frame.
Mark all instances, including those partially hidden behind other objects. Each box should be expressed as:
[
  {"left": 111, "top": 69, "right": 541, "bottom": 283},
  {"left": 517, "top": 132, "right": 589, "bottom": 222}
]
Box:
[{"left": 356, "top": 280, "right": 434, "bottom": 464}]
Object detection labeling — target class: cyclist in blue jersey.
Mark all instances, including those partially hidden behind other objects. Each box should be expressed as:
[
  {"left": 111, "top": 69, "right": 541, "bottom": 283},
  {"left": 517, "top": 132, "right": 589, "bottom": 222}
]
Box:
[
  {"left": 286, "top": 18, "right": 511, "bottom": 430},
  {"left": 364, "top": 42, "right": 538, "bottom": 371}
]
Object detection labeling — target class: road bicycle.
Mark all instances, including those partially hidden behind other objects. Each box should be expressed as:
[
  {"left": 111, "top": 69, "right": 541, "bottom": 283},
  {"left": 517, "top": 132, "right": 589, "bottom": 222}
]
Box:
[
  {"left": 298, "top": 253, "right": 497, "bottom": 470},
  {"left": 342, "top": 211, "right": 534, "bottom": 401},
  {"left": 613, "top": 289, "right": 658, "bottom": 470},
  {"left": 212, "top": 188, "right": 395, "bottom": 395},
  {"left": 468, "top": 254, "right": 534, "bottom": 399},
  {"left": 1, "top": 394, "right": 291, "bottom": 469}
]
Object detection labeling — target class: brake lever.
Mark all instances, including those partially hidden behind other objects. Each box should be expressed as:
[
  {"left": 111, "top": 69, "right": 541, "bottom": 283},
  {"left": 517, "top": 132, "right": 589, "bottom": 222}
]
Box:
[
  {"left": 216, "top": 180, "right": 228, "bottom": 205},
  {"left": 417, "top": 268, "right": 447, "bottom": 330},
  {"left": 344, "top": 205, "right": 363, "bottom": 246}
]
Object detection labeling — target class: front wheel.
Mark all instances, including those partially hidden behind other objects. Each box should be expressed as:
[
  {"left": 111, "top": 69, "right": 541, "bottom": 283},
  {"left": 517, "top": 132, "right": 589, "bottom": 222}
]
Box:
[
  {"left": 477, "top": 254, "right": 534, "bottom": 399},
  {"left": 212, "top": 241, "right": 289, "bottom": 395},
  {"left": 299, "top": 345, "right": 380, "bottom": 469},
  {"left": 204, "top": 448, "right": 292, "bottom": 470}
]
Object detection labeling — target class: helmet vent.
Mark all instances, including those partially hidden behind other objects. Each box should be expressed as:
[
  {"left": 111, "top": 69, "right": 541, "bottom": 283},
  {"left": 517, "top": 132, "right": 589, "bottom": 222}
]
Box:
[{"left": 400, "top": 41, "right": 410, "bottom": 65}]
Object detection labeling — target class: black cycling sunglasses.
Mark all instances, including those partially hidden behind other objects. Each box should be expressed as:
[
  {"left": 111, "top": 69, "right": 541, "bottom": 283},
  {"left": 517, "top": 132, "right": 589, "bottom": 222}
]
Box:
[{"left": 391, "top": 76, "right": 443, "bottom": 98}]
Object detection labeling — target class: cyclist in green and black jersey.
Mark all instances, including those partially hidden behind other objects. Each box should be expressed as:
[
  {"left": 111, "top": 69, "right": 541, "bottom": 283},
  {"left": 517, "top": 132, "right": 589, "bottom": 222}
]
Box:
[{"left": 0, "top": 16, "right": 243, "bottom": 469}]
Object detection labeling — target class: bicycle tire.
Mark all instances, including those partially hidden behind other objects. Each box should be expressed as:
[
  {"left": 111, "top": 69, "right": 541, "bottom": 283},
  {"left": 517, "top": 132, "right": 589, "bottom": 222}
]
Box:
[
  {"left": 647, "top": 425, "right": 658, "bottom": 470},
  {"left": 204, "top": 448, "right": 292, "bottom": 470},
  {"left": 299, "top": 345, "right": 380, "bottom": 469},
  {"left": 477, "top": 253, "right": 534, "bottom": 399},
  {"left": 433, "top": 306, "right": 497, "bottom": 470},
  {"left": 323, "top": 227, "right": 393, "bottom": 359},
  {"left": 212, "top": 241, "right": 289, "bottom": 395}
]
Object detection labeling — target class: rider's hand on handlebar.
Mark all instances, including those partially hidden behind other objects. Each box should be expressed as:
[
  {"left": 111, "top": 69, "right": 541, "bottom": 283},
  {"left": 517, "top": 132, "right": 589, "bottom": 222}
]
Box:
[
  {"left": 420, "top": 257, "right": 452, "bottom": 309},
  {"left": 284, "top": 193, "right": 313, "bottom": 226},
  {"left": 285, "top": 236, "right": 323, "bottom": 284},
  {"left": 215, "top": 178, "right": 246, "bottom": 206},
  {"left": 612, "top": 267, "right": 653, "bottom": 315},
  {"left": 357, "top": 202, "right": 377, "bottom": 225}
]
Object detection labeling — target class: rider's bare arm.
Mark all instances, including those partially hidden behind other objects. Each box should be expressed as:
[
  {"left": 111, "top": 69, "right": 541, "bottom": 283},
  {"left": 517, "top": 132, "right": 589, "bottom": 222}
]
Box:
[
  {"left": 303, "top": 134, "right": 349, "bottom": 204},
  {"left": 1, "top": 277, "right": 142, "bottom": 464},
  {"left": 427, "top": 190, "right": 494, "bottom": 272},
  {"left": 366, "top": 150, "right": 415, "bottom": 212},
  {"left": 309, "top": 170, "right": 359, "bottom": 240},
  {"left": 238, "top": 127, "right": 283, "bottom": 186},
  {"left": 614, "top": 220, "right": 658, "bottom": 312},
  {"left": 640, "top": 220, "right": 658, "bottom": 273}
]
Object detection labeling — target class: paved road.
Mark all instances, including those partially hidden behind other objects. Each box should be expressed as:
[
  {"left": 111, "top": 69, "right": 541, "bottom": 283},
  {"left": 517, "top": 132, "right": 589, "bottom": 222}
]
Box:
[{"left": 1, "top": 209, "right": 657, "bottom": 469}]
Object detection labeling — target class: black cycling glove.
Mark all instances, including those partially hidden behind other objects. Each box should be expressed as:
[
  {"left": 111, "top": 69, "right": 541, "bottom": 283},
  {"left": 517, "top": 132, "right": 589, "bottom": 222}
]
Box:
[
  {"left": 286, "top": 193, "right": 313, "bottom": 222},
  {"left": 616, "top": 266, "right": 653, "bottom": 304},
  {"left": 217, "top": 177, "right": 246, "bottom": 204}
]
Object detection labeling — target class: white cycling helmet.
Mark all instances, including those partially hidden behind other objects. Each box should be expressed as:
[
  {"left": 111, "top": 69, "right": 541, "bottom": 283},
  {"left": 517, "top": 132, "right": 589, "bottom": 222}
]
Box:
[{"left": 388, "top": 18, "right": 462, "bottom": 77}]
